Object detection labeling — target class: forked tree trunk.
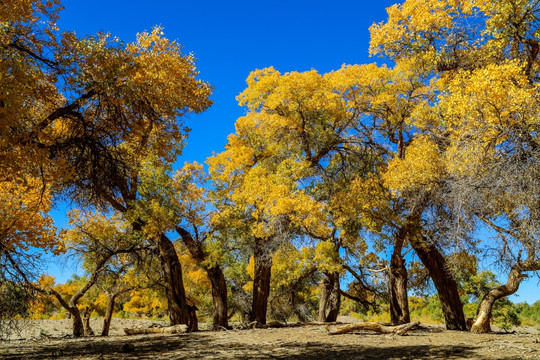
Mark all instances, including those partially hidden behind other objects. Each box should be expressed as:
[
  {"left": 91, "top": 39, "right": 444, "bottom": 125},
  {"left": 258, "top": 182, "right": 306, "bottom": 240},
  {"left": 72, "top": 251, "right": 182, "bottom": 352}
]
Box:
[
  {"left": 101, "top": 294, "right": 117, "bottom": 336},
  {"left": 158, "top": 233, "right": 189, "bottom": 325},
  {"left": 471, "top": 265, "right": 525, "bottom": 333},
  {"left": 42, "top": 251, "right": 120, "bottom": 337},
  {"left": 176, "top": 227, "right": 229, "bottom": 330},
  {"left": 251, "top": 237, "right": 272, "bottom": 325},
  {"left": 412, "top": 237, "right": 467, "bottom": 331},
  {"left": 389, "top": 226, "right": 410, "bottom": 325},
  {"left": 318, "top": 272, "right": 341, "bottom": 323}
]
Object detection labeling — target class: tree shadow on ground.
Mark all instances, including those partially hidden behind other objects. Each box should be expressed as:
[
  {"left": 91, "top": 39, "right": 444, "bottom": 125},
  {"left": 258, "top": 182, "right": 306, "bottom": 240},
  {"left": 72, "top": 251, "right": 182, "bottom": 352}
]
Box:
[{"left": 0, "top": 332, "right": 522, "bottom": 360}]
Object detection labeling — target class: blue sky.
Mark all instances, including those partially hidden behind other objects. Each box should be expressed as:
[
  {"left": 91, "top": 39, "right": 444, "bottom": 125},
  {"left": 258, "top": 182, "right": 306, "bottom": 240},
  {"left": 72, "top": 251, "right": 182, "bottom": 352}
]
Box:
[{"left": 46, "top": 0, "right": 539, "bottom": 304}]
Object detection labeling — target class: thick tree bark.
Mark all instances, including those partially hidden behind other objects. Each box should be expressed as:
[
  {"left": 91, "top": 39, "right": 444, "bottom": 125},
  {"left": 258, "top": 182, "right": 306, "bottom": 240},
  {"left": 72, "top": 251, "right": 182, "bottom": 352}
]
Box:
[
  {"left": 207, "top": 266, "right": 229, "bottom": 330},
  {"left": 82, "top": 306, "right": 94, "bottom": 336},
  {"left": 389, "top": 226, "right": 410, "bottom": 325},
  {"left": 69, "top": 306, "right": 84, "bottom": 337},
  {"left": 101, "top": 294, "right": 117, "bottom": 336},
  {"left": 158, "top": 233, "right": 189, "bottom": 325},
  {"left": 471, "top": 264, "right": 527, "bottom": 333},
  {"left": 251, "top": 237, "right": 272, "bottom": 325},
  {"left": 176, "top": 227, "right": 229, "bottom": 330},
  {"left": 130, "top": 222, "right": 189, "bottom": 326},
  {"left": 389, "top": 254, "right": 410, "bottom": 325},
  {"left": 411, "top": 237, "right": 467, "bottom": 331},
  {"left": 318, "top": 272, "right": 341, "bottom": 323}
]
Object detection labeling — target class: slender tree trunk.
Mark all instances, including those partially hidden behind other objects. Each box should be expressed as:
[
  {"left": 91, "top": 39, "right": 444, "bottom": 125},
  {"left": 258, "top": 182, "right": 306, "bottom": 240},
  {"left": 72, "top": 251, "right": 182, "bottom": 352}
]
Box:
[
  {"left": 251, "top": 237, "right": 272, "bottom": 325},
  {"left": 411, "top": 237, "right": 467, "bottom": 330},
  {"left": 471, "top": 265, "right": 525, "bottom": 333},
  {"left": 176, "top": 227, "right": 229, "bottom": 330},
  {"left": 389, "top": 226, "right": 410, "bottom": 325},
  {"left": 318, "top": 272, "right": 341, "bottom": 322},
  {"left": 101, "top": 294, "right": 117, "bottom": 336},
  {"left": 158, "top": 233, "right": 188, "bottom": 325}
]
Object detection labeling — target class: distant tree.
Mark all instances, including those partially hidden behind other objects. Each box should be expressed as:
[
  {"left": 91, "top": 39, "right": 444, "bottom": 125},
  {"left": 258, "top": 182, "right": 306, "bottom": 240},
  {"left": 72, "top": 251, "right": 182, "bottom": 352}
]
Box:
[{"left": 34, "top": 211, "right": 148, "bottom": 337}]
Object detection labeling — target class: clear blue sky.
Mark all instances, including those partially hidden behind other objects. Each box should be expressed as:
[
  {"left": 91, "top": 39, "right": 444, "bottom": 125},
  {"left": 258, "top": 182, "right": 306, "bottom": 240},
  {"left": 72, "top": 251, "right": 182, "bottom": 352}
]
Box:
[{"left": 46, "top": 0, "right": 539, "bottom": 304}]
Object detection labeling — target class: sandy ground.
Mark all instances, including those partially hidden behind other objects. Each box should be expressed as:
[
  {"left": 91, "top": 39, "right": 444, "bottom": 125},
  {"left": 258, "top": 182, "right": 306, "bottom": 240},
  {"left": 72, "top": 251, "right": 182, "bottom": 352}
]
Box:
[
  {"left": 2, "top": 318, "right": 171, "bottom": 340},
  {"left": 0, "top": 317, "right": 539, "bottom": 360}
]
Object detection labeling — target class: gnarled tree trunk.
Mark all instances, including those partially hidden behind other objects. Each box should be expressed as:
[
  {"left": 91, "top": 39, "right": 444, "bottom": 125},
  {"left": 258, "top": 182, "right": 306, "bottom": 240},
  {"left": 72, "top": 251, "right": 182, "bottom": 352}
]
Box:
[
  {"left": 471, "top": 264, "right": 525, "bottom": 333},
  {"left": 82, "top": 306, "right": 94, "bottom": 336},
  {"left": 389, "top": 226, "right": 410, "bottom": 325},
  {"left": 251, "top": 237, "right": 272, "bottom": 325},
  {"left": 389, "top": 253, "right": 410, "bottom": 325},
  {"left": 158, "top": 233, "right": 188, "bottom": 325},
  {"left": 412, "top": 236, "right": 467, "bottom": 331},
  {"left": 318, "top": 272, "right": 341, "bottom": 323}
]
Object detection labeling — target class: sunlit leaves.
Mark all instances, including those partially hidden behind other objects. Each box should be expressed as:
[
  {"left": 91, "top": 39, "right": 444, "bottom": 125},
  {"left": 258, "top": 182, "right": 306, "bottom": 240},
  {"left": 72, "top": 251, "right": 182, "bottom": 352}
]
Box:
[
  {"left": 0, "top": 177, "right": 58, "bottom": 254},
  {"left": 384, "top": 136, "right": 445, "bottom": 194}
]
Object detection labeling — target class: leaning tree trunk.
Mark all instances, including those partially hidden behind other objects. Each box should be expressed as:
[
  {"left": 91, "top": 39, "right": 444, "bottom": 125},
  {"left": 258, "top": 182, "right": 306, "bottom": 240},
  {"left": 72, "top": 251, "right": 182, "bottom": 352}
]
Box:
[
  {"left": 158, "top": 233, "right": 189, "bottom": 325},
  {"left": 251, "top": 237, "right": 272, "bottom": 325},
  {"left": 389, "top": 226, "right": 410, "bottom": 325},
  {"left": 318, "top": 272, "right": 341, "bottom": 323},
  {"left": 101, "top": 294, "right": 117, "bottom": 336},
  {"left": 176, "top": 227, "right": 229, "bottom": 330},
  {"left": 471, "top": 264, "right": 525, "bottom": 333},
  {"left": 412, "top": 237, "right": 467, "bottom": 331}
]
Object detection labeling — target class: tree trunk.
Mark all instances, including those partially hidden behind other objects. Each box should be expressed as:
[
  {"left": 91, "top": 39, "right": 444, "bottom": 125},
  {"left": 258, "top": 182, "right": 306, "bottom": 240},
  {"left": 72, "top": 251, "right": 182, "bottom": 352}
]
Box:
[
  {"left": 471, "top": 265, "right": 524, "bottom": 333},
  {"left": 176, "top": 227, "right": 228, "bottom": 330},
  {"left": 251, "top": 237, "right": 272, "bottom": 325},
  {"left": 69, "top": 306, "right": 84, "bottom": 337},
  {"left": 389, "top": 226, "right": 410, "bottom": 325},
  {"left": 82, "top": 306, "right": 94, "bottom": 336},
  {"left": 412, "top": 237, "right": 467, "bottom": 331},
  {"left": 389, "top": 253, "right": 410, "bottom": 325},
  {"left": 318, "top": 272, "right": 341, "bottom": 323},
  {"left": 158, "top": 233, "right": 188, "bottom": 325},
  {"left": 101, "top": 294, "right": 117, "bottom": 336},
  {"left": 207, "top": 266, "right": 229, "bottom": 330}
]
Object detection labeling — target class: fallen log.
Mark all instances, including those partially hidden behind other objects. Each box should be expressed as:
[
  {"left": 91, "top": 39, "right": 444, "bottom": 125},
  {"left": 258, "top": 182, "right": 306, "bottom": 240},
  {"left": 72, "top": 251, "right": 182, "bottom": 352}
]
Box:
[
  {"left": 326, "top": 321, "right": 421, "bottom": 336},
  {"left": 237, "top": 320, "right": 344, "bottom": 330},
  {"left": 124, "top": 324, "right": 188, "bottom": 335}
]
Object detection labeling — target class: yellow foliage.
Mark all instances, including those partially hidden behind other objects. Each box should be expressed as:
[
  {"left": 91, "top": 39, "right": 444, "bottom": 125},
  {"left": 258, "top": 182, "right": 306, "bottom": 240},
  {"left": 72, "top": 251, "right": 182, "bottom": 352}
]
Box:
[
  {"left": 384, "top": 136, "right": 445, "bottom": 194},
  {"left": 123, "top": 289, "right": 168, "bottom": 317},
  {"left": 0, "top": 177, "right": 59, "bottom": 254}
]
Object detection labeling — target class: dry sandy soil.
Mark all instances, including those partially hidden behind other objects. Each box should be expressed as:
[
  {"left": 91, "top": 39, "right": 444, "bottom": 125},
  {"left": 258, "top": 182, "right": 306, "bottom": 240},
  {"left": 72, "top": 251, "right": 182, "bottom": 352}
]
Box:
[{"left": 0, "top": 317, "right": 539, "bottom": 360}]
